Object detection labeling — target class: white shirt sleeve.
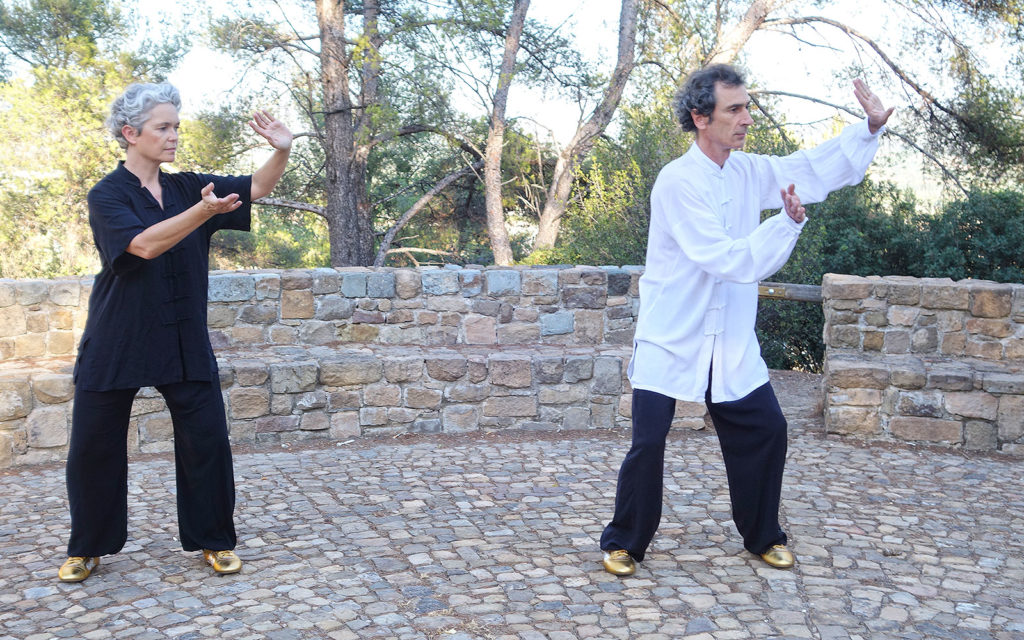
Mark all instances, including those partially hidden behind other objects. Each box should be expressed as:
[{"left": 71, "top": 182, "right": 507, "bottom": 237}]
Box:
[
  {"left": 750, "top": 118, "right": 883, "bottom": 210},
  {"left": 653, "top": 175, "right": 805, "bottom": 284}
]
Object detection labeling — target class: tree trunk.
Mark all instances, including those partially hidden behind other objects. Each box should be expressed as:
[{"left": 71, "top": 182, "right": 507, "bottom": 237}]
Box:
[
  {"left": 708, "top": 0, "right": 791, "bottom": 64},
  {"left": 531, "top": 0, "right": 638, "bottom": 252},
  {"left": 317, "top": 0, "right": 376, "bottom": 266},
  {"left": 483, "top": 0, "right": 530, "bottom": 266}
]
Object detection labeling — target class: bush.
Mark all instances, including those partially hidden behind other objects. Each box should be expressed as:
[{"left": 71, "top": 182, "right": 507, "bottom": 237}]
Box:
[
  {"left": 919, "top": 190, "right": 1024, "bottom": 283},
  {"left": 756, "top": 180, "right": 922, "bottom": 371}
]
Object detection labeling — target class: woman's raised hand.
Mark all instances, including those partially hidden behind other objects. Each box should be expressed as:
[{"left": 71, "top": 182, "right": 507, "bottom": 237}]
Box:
[{"left": 248, "top": 110, "right": 293, "bottom": 151}]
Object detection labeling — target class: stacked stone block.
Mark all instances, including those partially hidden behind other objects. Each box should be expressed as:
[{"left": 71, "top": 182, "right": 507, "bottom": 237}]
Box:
[
  {"left": 0, "top": 362, "right": 75, "bottom": 468},
  {"left": 202, "top": 266, "right": 639, "bottom": 351},
  {"left": 0, "top": 266, "right": 646, "bottom": 468},
  {"left": 823, "top": 274, "right": 1024, "bottom": 454},
  {"left": 213, "top": 345, "right": 630, "bottom": 445},
  {"left": 0, "top": 279, "right": 89, "bottom": 361}
]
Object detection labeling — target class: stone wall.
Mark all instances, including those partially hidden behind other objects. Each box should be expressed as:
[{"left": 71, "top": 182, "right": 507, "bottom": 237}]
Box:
[
  {"left": 0, "top": 278, "right": 87, "bottom": 360},
  {"left": 1, "top": 266, "right": 668, "bottom": 468},
  {"left": 822, "top": 274, "right": 1024, "bottom": 454},
  {"left": 203, "top": 266, "right": 640, "bottom": 350},
  {"left": 1, "top": 266, "right": 641, "bottom": 359},
  {"left": 6, "top": 268, "right": 1024, "bottom": 468}
]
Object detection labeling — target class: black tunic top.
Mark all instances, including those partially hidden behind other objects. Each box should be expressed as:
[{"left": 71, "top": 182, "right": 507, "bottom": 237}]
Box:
[{"left": 74, "top": 162, "right": 252, "bottom": 391}]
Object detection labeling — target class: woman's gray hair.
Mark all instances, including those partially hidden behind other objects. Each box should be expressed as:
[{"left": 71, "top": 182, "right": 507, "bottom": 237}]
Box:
[
  {"left": 106, "top": 82, "right": 182, "bottom": 149},
  {"left": 673, "top": 64, "right": 746, "bottom": 132}
]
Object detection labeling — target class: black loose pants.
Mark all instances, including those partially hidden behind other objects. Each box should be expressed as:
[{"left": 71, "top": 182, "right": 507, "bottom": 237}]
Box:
[
  {"left": 66, "top": 380, "right": 237, "bottom": 557},
  {"left": 600, "top": 383, "right": 788, "bottom": 560}
]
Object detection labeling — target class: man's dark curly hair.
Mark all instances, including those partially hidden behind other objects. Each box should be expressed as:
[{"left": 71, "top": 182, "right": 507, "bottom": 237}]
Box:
[{"left": 673, "top": 64, "right": 747, "bottom": 132}]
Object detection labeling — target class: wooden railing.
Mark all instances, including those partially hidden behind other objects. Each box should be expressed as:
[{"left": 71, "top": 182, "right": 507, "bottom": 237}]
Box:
[{"left": 758, "top": 282, "right": 823, "bottom": 303}]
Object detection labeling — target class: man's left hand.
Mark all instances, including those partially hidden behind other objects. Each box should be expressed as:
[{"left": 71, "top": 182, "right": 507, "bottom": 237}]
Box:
[
  {"left": 781, "top": 184, "right": 806, "bottom": 224},
  {"left": 854, "top": 79, "right": 894, "bottom": 135}
]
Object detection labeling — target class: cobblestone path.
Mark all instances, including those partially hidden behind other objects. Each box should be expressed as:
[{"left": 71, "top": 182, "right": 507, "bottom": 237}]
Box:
[{"left": 2, "top": 426, "right": 1022, "bottom": 639}]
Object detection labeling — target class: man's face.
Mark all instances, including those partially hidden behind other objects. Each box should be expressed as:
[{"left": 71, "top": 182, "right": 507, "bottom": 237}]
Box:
[{"left": 693, "top": 82, "right": 754, "bottom": 159}]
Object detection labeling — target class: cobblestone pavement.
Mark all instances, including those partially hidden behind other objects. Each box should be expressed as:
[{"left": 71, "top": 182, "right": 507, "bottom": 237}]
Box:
[{"left": 2, "top": 425, "right": 1023, "bottom": 640}]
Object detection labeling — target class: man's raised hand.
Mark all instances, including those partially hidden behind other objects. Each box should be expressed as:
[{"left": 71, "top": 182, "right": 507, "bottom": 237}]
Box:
[{"left": 854, "top": 79, "right": 894, "bottom": 135}]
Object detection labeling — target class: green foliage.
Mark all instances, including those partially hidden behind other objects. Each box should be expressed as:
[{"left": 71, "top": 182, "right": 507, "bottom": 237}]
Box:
[
  {"left": 758, "top": 186, "right": 1024, "bottom": 370},
  {"left": 943, "top": 54, "right": 1024, "bottom": 188},
  {"left": 532, "top": 101, "right": 683, "bottom": 266},
  {"left": 541, "top": 159, "right": 648, "bottom": 266},
  {"left": 0, "top": 0, "right": 126, "bottom": 70},
  {"left": 932, "top": 0, "right": 1023, "bottom": 35},
  {"left": 781, "top": 179, "right": 923, "bottom": 282},
  {"left": 0, "top": 0, "right": 187, "bottom": 278},
  {"left": 919, "top": 190, "right": 1024, "bottom": 283},
  {"left": 756, "top": 179, "right": 922, "bottom": 371},
  {"left": 176, "top": 105, "right": 332, "bottom": 270},
  {"left": 0, "top": 63, "right": 142, "bottom": 278},
  {"left": 361, "top": 114, "right": 559, "bottom": 267},
  {"left": 211, "top": 210, "right": 329, "bottom": 270},
  {"left": 0, "top": 0, "right": 327, "bottom": 276}
]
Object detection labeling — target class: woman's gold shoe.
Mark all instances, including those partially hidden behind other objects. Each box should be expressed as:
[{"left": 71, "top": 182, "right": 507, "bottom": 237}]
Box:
[
  {"left": 759, "top": 544, "right": 795, "bottom": 569},
  {"left": 203, "top": 549, "right": 242, "bottom": 574},
  {"left": 58, "top": 556, "right": 99, "bottom": 582},
  {"left": 602, "top": 549, "right": 636, "bottom": 576}
]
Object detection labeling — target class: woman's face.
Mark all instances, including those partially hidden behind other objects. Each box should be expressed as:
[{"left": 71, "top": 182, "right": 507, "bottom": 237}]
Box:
[{"left": 125, "top": 102, "right": 179, "bottom": 164}]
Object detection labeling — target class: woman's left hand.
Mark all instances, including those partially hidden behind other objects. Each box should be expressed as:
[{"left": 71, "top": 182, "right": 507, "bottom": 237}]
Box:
[{"left": 248, "top": 110, "right": 293, "bottom": 151}]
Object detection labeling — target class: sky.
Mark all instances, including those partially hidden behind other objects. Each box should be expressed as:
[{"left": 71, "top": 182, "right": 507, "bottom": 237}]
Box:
[
  {"left": 160, "top": 0, "right": 1013, "bottom": 203},
  {"left": 167, "top": 0, "right": 868, "bottom": 138}
]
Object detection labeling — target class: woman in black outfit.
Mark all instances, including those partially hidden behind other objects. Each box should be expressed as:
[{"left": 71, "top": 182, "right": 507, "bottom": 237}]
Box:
[{"left": 59, "top": 82, "right": 293, "bottom": 582}]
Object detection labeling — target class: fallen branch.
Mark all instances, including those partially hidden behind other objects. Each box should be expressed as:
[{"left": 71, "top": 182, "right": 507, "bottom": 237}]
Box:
[{"left": 373, "top": 159, "right": 484, "bottom": 266}]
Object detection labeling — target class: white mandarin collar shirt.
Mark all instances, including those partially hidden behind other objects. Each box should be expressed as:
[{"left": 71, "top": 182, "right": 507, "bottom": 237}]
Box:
[{"left": 629, "top": 119, "right": 883, "bottom": 403}]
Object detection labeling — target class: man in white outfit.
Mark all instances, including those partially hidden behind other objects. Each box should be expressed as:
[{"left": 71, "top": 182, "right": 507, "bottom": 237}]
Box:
[{"left": 600, "top": 64, "right": 893, "bottom": 576}]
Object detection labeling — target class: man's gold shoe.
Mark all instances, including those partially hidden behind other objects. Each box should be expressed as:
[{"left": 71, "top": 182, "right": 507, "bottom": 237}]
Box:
[
  {"left": 602, "top": 549, "right": 636, "bottom": 576},
  {"left": 203, "top": 549, "right": 242, "bottom": 574},
  {"left": 58, "top": 556, "right": 99, "bottom": 583},
  {"left": 759, "top": 544, "right": 795, "bottom": 569}
]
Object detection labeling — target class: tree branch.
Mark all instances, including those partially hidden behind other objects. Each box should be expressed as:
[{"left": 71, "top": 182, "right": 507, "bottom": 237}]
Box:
[
  {"left": 709, "top": 0, "right": 797, "bottom": 64},
  {"left": 747, "top": 92, "right": 795, "bottom": 150},
  {"left": 381, "top": 247, "right": 458, "bottom": 267},
  {"left": 637, "top": 58, "right": 681, "bottom": 85},
  {"left": 269, "top": 0, "right": 321, "bottom": 54},
  {"left": 369, "top": 124, "right": 484, "bottom": 158},
  {"left": 373, "top": 160, "right": 485, "bottom": 266},
  {"left": 751, "top": 89, "right": 969, "bottom": 195},
  {"left": 253, "top": 197, "right": 327, "bottom": 218},
  {"left": 376, "top": 18, "right": 462, "bottom": 45},
  {"left": 646, "top": 0, "right": 685, "bottom": 26},
  {"left": 761, "top": 15, "right": 965, "bottom": 125}
]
